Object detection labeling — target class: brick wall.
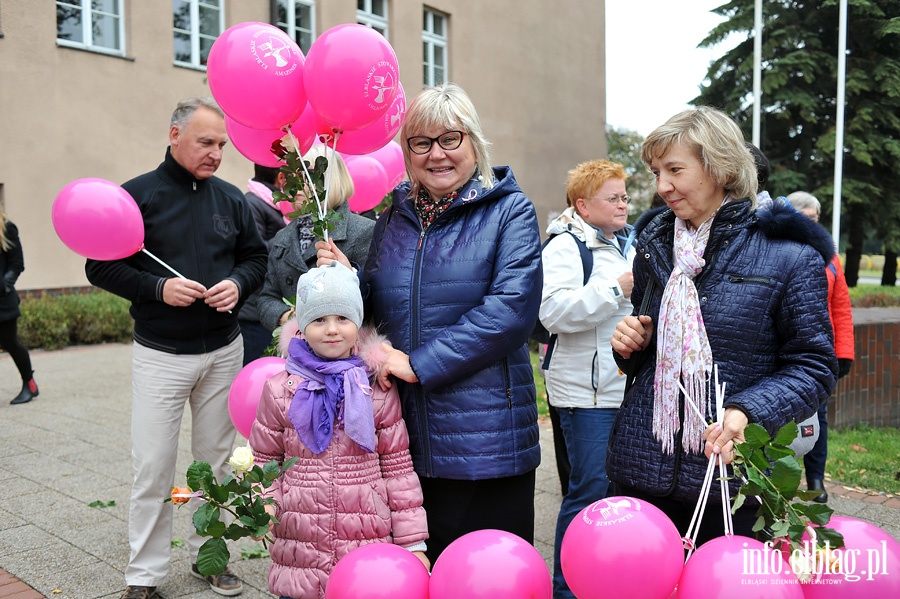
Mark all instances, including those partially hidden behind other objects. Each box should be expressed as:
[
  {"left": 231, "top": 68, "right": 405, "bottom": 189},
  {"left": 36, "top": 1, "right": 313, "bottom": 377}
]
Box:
[{"left": 830, "top": 307, "right": 900, "bottom": 430}]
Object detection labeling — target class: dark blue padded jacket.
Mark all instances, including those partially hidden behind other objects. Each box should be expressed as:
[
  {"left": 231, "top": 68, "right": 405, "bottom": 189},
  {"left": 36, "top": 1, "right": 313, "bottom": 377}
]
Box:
[
  {"left": 364, "top": 166, "right": 542, "bottom": 480},
  {"left": 608, "top": 198, "right": 838, "bottom": 503}
]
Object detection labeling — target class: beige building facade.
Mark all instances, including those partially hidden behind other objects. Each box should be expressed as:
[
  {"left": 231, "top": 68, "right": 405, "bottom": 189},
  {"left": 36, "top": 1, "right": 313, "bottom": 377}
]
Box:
[{"left": 0, "top": 0, "right": 606, "bottom": 291}]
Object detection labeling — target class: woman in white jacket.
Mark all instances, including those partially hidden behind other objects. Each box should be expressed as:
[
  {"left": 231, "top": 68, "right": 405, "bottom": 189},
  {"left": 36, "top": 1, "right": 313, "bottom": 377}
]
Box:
[{"left": 539, "top": 159, "right": 635, "bottom": 599}]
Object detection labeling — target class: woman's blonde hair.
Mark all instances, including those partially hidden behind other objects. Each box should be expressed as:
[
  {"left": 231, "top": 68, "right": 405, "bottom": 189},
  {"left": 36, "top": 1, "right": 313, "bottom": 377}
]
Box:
[
  {"left": 641, "top": 106, "right": 758, "bottom": 205},
  {"left": 304, "top": 145, "right": 354, "bottom": 210},
  {"left": 400, "top": 82, "right": 494, "bottom": 198},
  {"left": 0, "top": 203, "right": 9, "bottom": 251}
]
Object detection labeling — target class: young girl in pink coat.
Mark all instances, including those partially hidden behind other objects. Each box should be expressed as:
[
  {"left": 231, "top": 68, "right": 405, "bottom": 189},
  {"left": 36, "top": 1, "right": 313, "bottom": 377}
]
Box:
[{"left": 250, "top": 262, "right": 429, "bottom": 599}]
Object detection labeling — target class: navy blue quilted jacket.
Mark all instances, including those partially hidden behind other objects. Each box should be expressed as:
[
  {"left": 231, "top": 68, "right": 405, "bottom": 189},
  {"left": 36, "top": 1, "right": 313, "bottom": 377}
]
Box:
[
  {"left": 363, "top": 166, "right": 543, "bottom": 480},
  {"left": 608, "top": 198, "right": 838, "bottom": 502}
]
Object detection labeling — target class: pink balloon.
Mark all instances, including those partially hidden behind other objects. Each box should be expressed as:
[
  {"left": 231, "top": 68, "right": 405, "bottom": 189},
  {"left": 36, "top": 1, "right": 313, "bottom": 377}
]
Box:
[
  {"left": 368, "top": 141, "right": 406, "bottom": 189},
  {"left": 329, "top": 83, "right": 406, "bottom": 156},
  {"left": 304, "top": 24, "right": 400, "bottom": 131},
  {"left": 561, "top": 496, "right": 683, "bottom": 599},
  {"left": 325, "top": 543, "right": 430, "bottom": 599},
  {"left": 799, "top": 516, "right": 900, "bottom": 598},
  {"left": 678, "top": 535, "right": 803, "bottom": 599},
  {"left": 288, "top": 103, "right": 326, "bottom": 155},
  {"left": 345, "top": 157, "right": 390, "bottom": 213},
  {"left": 430, "top": 530, "right": 551, "bottom": 599},
  {"left": 51, "top": 178, "right": 144, "bottom": 260},
  {"left": 208, "top": 22, "right": 307, "bottom": 130},
  {"left": 228, "top": 356, "right": 286, "bottom": 439},
  {"left": 225, "top": 116, "right": 287, "bottom": 168}
]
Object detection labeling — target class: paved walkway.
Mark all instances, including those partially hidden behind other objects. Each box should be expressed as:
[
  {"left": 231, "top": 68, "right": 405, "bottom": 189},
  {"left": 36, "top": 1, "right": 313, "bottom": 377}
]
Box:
[{"left": 0, "top": 343, "right": 898, "bottom": 597}]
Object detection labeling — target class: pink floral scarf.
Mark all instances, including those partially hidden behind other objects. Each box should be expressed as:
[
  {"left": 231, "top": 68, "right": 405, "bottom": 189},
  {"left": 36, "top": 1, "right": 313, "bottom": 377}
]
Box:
[{"left": 652, "top": 208, "right": 722, "bottom": 454}]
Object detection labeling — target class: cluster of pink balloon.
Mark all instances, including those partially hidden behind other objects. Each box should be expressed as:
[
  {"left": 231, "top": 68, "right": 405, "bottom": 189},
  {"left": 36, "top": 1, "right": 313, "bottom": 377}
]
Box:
[
  {"left": 559, "top": 496, "right": 900, "bottom": 599},
  {"left": 324, "top": 529, "right": 551, "bottom": 599},
  {"left": 208, "top": 21, "right": 406, "bottom": 214},
  {"left": 227, "top": 356, "right": 287, "bottom": 439}
]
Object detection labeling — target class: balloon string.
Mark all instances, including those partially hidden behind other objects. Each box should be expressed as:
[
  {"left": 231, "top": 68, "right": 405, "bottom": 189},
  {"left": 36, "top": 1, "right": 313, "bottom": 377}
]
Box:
[
  {"left": 284, "top": 126, "right": 323, "bottom": 212},
  {"left": 142, "top": 248, "right": 186, "bottom": 279},
  {"left": 321, "top": 131, "right": 341, "bottom": 243}
]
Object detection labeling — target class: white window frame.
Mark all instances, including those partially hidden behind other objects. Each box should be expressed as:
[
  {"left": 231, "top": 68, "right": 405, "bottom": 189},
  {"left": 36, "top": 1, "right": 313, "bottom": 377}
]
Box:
[
  {"left": 422, "top": 8, "right": 448, "bottom": 86},
  {"left": 274, "top": 0, "right": 316, "bottom": 54},
  {"left": 357, "top": 0, "right": 389, "bottom": 39},
  {"left": 56, "top": 0, "right": 125, "bottom": 56},
  {"left": 173, "top": 0, "right": 225, "bottom": 70}
]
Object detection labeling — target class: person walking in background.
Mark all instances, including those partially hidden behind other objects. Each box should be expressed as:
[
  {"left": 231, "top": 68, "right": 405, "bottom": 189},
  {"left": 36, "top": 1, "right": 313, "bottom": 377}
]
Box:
[
  {"left": 239, "top": 164, "right": 289, "bottom": 364},
  {"left": 86, "top": 97, "right": 268, "bottom": 599},
  {"left": 608, "top": 106, "right": 837, "bottom": 545},
  {"left": 256, "top": 146, "right": 374, "bottom": 335},
  {"left": 539, "top": 159, "right": 635, "bottom": 599},
  {"left": 250, "top": 263, "right": 429, "bottom": 598},
  {"left": 786, "top": 190, "right": 855, "bottom": 503},
  {"left": 316, "top": 83, "right": 543, "bottom": 564},
  {"left": 0, "top": 204, "right": 38, "bottom": 405}
]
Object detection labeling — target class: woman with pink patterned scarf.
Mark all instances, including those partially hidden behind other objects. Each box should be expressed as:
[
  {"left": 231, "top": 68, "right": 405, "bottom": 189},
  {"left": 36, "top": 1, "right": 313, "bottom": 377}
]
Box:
[{"left": 606, "top": 107, "right": 837, "bottom": 546}]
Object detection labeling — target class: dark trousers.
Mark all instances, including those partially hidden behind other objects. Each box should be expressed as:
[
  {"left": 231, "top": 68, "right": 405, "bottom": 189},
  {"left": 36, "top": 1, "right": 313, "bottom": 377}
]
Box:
[
  {"left": 419, "top": 470, "right": 536, "bottom": 564},
  {"left": 615, "top": 484, "right": 760, "bottom": 548},
  {"left": 0, "top": 318, "right": 32, "bottom": 381},
  {"left": 548, "top": 400, "right": 571, "bottom": 496},
  {"left": 803, "top": 400, "right": 829, "bottom": 481},
  {"left": 239, "top": 320, "right": 273, "bottom": 366}
]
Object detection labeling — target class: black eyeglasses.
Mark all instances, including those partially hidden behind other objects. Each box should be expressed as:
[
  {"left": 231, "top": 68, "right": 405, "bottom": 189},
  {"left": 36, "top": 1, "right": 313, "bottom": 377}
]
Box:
[{"left": 407, "top": 130, "right": 465, "bottom": 155}]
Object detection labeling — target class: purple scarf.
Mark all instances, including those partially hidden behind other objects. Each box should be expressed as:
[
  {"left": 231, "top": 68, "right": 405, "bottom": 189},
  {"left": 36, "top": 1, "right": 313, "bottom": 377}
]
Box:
[{"left": 285, "top": 337, "right": 375, "bottom": 454}]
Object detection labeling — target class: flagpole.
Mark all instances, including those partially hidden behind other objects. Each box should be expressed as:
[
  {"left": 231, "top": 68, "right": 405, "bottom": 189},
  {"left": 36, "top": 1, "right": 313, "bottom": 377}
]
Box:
[
  {"left": 752, "top": 0, "right": 762, "bottom": 147},
  {"left": 832, "top": 0, "right": 848, "bottom": 249}
]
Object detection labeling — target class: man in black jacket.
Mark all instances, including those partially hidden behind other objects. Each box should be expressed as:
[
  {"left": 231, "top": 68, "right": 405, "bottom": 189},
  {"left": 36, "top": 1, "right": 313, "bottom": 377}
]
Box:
[{"left": 86, "top": 97, "right": 267, "bottom": 599}]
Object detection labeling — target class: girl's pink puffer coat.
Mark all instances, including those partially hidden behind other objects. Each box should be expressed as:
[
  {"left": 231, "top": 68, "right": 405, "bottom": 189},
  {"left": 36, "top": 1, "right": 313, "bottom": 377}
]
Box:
[{"left": 249, "top": 327, "right": 428, "bottom": 599}]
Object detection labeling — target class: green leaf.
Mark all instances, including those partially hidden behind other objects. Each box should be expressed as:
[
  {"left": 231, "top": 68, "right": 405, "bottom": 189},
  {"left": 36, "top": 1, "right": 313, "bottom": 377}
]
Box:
[
  {"left": 794, "top": 503, "right": 834, "bottom": 526},
  {"left": 742, "top": 423, "right": 771, "bottom": 450},
  {"left": 772, "top": 421, "right": 800, "bottom": 447},
  {"left": 797, "top": 489, "right": 827, "bottom": 502},
  {"left": 224, "top": 523, "right": 248, "bottom": 541},
  {"left": 732, "top": 493, "right": 747, "bottom": 512},
  {"left": 171, "top": 538, "right": 185, "bottom": 548},
  {"left": 764, "top": 444, "right": 794, "bottom": 462},
  {"left": 812, "top": 527, "right": 845, "bottom": 550},
  {"left": 770, "top": 457, "right": 802, "bottom": 499},
  {"left": 192, "top": 502, "right": 220, "bottom": 535},
  {"left": 752, "top": 515, "right": 767, "bottom": 532},
  {"left": 186, "top": 461, "right": 215, "bottom": 492},
  {"left": 205, "top": 520, "right": 227, "bottom": 539},
  {"left": 196, "top": 538, "right": 230, "bottom": 576}
]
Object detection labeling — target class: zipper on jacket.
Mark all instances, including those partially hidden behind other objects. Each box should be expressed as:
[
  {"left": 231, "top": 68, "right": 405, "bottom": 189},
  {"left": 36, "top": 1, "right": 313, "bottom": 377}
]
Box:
[
  {"left": 591, "top": 350, "right": 599, "bottom": 406},
  {"left": 410, "top": 220, "right": 432, "bottom": 477},
  {"left": 727, "top": 275, "right": 773, "bottom": 286},
  {"left": 503, "top": 359, "right": 512, "bottom": 409}
]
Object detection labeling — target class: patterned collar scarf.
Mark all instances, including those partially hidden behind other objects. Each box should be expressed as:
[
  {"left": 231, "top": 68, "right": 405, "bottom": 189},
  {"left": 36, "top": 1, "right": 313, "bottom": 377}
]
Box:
[
  {"left": 653, "top": 200, "right": 728, "bottom": 454},
  {"left": 415, "top": 187, "right": 460, "bottom": 229},
  {"left": 285, "top": 337, "right": 375, "bottom": 454}
]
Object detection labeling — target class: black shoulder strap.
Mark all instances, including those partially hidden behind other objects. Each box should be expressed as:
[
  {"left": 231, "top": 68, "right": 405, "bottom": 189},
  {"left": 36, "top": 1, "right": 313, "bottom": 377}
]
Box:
[{"left": 624, "top": 278, "right": 656, "bottom": 394}]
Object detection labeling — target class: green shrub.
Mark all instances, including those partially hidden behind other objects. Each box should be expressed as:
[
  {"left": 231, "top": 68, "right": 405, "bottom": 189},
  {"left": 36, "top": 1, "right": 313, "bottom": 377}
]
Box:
[
  {"left": 848, "top": 284, "right": 900, "bottom": 307},
  {"left": 17, "top": 290, "right": 132, "bottom": 350}
]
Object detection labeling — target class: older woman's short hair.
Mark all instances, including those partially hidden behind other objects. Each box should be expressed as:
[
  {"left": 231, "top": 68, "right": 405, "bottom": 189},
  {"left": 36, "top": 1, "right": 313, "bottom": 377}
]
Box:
[
  {"left": 400, "top": 83, "right": 494, "bottom": 198},
  {"left": 170, "top": 96, "right": 223, "bottom": 128},
  {"left": 786, "top": 191, "right": 821, "bottom": 216},
  {"left": 566, "top": 160, "right": 627, "bottom": 207},
  {"left": 304, "top": 145, "right": 354, "bottom": 210},
  {"left": 641, "top": 106, "right": 758, "bottom": 205}
]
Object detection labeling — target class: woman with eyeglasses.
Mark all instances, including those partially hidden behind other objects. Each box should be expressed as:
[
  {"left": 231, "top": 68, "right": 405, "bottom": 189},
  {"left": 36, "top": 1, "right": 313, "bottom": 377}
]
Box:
[
  {"left": 538, "top": 159, "right": 635, "bottom": 599},
  {"left": 608, "top": 106, "right": 837, "bottom": 546},
  {"left": 316, "top": 83, "right": 542, "bottom": 563}
]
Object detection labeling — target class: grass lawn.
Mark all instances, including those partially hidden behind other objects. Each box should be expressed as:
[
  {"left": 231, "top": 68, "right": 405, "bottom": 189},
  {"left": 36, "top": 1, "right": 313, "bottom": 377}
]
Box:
[
  {"left": 825, "top": 426, "right": 900, "bottom": 494},
  {"left": 531, "top": 351, "right": 900, "bottom": 494}
]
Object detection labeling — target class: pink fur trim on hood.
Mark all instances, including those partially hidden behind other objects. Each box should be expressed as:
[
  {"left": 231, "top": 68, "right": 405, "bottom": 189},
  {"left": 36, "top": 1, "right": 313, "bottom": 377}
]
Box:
[{"left": 278, "top": 321, "right": 392, "bottom": 380}]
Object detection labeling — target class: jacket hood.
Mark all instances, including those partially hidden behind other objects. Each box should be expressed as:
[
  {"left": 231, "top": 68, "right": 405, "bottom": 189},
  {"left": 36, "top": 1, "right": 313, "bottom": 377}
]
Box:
[
  {"left": 546, "top": 206, "right": 634, "bottom": 245},
  {"left": 392, "top": 165, "right": 521, "bottom": 209},
  {"left": 278, "top": 321, "right": 390, "bottom": 378},
  {"left": 755, "top": 197, "right": 835, "bottom": 264},
  {"left": 631, "top": 200, "right": 834, "bottom": 264}
]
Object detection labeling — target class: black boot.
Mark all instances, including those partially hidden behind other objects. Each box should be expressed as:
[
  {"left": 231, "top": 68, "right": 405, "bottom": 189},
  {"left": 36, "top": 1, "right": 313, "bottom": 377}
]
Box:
[
  {"left": 10, "top": 377, "right": 38, "bottom": 405},
  {"left": 808, "top": 478, "right": 828, "bottom": 503}
]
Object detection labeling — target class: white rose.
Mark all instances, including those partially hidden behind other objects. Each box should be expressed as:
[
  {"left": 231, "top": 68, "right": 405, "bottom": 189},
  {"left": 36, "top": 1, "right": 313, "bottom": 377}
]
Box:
[{"left": 228, "top": 446, "right": 255, "bottom": 475}]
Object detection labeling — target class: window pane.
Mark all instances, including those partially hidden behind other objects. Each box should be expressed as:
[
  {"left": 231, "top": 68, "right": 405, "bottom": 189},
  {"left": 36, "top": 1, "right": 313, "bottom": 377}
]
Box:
[
  {"left": 434, "top": 45, "right": 445, "bottom": 67},
  {"left": 357, "top": 0, "right": 365, "bottom": 10},
  {"left": 92, "top": 12, "right": 120, "bottom": 49},
  {"left": 371, "top": 0, "right": 385, "bottom": 17},
  {"left": 198, "top": 5, "right": 220, "bottom": 35},
  {"left": 173, "top": 0, "right": 191, "bottom": 30},
  {"left": 299, "top": 31, "right": 312, "bottom": 54},
  {"left": 174, "top": 31, "right": 192, "bottom": 62},
  {"left": 57, "top": 5, "right": 84, "bottom": 42},
  {"left": 200, "top": 35, "right": 216, "bottom": 65},
  {"left": 423, "top": 11, "right": 428, "bottom": 31},
  {"left": 91, "top": 0, "right": 118, "bottom": 13},
  {"left": 297, "top": 5, "right": 311, "bottom": 28},
  {"left": 435, "top": 66, "right": 445, "bottom": 84},
  {"left": 433, "top": 14, "right": 444, "bottom": 36},
  {"left": 275, "top": 0, "right": 288, "bottom": 24},
  {"left": 423, "top": 63, "right": 429, "bottom": 86}
]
